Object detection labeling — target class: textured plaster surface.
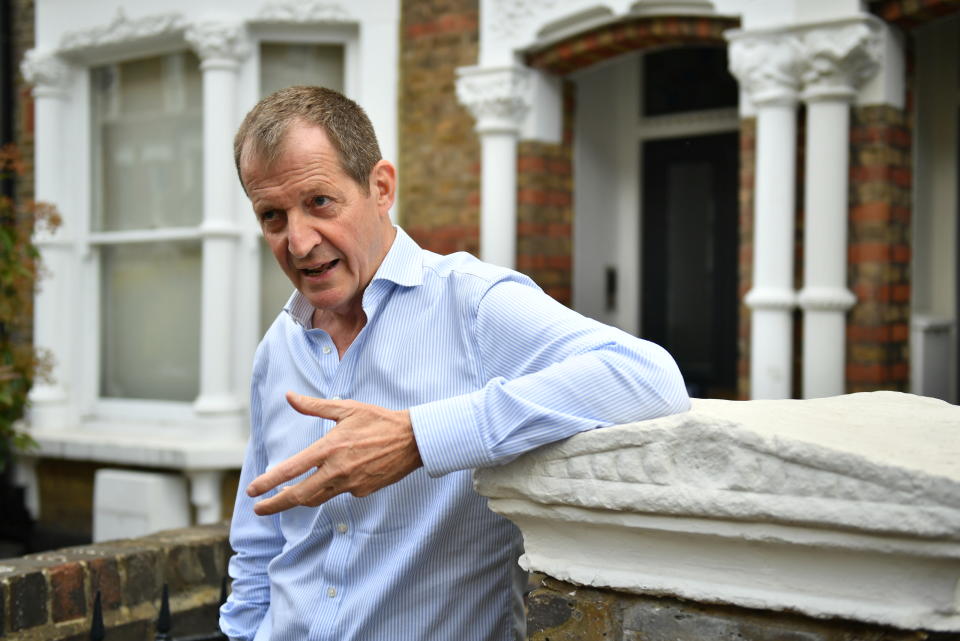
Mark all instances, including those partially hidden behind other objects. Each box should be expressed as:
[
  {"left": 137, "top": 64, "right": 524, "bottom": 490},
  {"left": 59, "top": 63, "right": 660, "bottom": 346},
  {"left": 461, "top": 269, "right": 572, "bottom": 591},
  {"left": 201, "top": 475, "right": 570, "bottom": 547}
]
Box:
[
  {"left": 475, "top": 392, "right": 960, "bottom": 631},
  {"left": 476, "top": 392, "right": 960, "bottom": 538}
]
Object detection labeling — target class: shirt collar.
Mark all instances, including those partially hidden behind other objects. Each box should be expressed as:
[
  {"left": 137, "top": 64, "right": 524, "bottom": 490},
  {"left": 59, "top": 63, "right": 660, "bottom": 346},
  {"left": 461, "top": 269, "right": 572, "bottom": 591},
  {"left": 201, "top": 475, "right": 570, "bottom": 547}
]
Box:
[{"left": 282, "top": 226, "right": 423, "bottom": 329}]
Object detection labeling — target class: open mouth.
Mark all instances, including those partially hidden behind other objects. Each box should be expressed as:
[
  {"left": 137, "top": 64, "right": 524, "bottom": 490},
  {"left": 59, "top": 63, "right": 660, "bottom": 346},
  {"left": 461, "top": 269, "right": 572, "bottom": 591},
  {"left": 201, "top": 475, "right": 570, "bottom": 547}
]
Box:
[{"left": 301, "top": 259, "right": 339, "bottom": 276}]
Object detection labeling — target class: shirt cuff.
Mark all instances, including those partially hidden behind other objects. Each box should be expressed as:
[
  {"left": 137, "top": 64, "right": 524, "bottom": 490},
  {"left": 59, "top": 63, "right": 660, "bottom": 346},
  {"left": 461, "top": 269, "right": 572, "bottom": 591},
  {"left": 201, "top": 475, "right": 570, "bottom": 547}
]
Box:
[{"left": 409, "top": 391, "right": 491, "bottom": 477}]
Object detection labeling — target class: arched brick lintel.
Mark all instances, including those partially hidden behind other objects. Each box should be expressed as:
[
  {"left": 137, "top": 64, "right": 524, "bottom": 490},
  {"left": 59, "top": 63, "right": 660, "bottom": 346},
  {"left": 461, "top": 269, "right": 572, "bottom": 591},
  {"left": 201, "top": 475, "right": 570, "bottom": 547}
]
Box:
[
  {"left": 524, "top": 14, "right": 740, "bottom": 76},
  {"left": 871, "top": 0, "right": 960, "bottom": 29}
]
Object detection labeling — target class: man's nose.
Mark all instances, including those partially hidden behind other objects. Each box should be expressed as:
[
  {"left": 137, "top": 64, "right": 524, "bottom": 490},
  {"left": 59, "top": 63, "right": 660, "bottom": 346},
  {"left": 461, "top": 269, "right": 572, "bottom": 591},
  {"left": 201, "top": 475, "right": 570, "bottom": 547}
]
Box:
[{"left": 287, "top": 211, "right": 320, "bottom": 259}]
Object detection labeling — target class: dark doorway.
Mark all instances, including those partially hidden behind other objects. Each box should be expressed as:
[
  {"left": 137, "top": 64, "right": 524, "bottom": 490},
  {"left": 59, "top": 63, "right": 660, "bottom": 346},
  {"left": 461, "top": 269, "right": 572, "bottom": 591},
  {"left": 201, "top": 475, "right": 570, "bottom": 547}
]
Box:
[{"left": 642, "top": 132, "right": 739, "bottom": 398}]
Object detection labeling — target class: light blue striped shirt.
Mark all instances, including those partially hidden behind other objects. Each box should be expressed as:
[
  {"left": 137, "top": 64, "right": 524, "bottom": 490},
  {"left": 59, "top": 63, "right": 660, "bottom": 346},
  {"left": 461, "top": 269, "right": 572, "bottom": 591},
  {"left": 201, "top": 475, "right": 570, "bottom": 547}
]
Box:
[{"left": 220, "top": 227, "right": 689, "bottom": 641}]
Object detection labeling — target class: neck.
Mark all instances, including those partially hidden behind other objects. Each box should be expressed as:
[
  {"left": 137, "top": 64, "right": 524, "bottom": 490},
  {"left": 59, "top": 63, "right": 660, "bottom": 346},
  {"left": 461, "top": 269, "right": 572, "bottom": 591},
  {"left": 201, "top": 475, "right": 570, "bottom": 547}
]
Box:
[{"left": 313, "top": 305, "right": 367, "bottom": 358}]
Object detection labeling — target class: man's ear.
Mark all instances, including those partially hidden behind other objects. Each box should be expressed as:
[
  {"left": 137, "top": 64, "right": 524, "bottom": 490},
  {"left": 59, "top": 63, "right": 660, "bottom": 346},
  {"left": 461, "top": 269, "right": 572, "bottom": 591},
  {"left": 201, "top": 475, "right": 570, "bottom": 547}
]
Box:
[{"left": 370, "top": 160, "right": 397, "bottom": 215}]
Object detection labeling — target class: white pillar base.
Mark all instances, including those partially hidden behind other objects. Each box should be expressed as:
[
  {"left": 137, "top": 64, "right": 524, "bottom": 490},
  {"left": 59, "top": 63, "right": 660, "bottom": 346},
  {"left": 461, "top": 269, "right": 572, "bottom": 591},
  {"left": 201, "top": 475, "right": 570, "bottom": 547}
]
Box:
[
  {"left": 187, "top": 469, "right": 225, "bottom": 524},
  {"left": 13, "top": 458, "right": 39, "bottom": 520}
]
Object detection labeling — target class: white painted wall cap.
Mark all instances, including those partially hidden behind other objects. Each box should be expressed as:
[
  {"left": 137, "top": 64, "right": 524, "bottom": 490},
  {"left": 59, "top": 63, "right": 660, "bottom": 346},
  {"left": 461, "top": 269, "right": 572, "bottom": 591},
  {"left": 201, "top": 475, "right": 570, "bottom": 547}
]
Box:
[
  {"left": 476, "top": 391, "right": 960, "bottom": 539},
  {"left": 475, "top": 392, "right": 960, "bottom": 631}
]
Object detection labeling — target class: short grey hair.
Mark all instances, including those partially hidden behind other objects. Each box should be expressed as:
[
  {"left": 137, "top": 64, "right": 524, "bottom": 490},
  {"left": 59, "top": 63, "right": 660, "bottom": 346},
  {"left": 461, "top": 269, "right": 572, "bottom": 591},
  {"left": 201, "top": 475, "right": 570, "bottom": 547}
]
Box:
[{"left": 234, "top": 85, "right": 382, "bottom": 193}]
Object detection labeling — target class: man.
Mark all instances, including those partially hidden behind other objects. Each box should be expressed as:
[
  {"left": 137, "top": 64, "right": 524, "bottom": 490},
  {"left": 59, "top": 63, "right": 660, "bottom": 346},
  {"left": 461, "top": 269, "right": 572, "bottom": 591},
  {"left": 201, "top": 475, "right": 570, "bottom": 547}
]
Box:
[{"left": 220, "top": 86, "right": 689, "bottom": 641}]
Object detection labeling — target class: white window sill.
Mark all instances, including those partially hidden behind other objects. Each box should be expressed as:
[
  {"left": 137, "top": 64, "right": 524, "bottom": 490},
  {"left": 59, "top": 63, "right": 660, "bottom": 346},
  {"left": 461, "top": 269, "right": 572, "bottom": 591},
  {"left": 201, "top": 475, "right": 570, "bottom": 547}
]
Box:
[{"left": 25, "top": 427, "right": 246, "bottom": 469}]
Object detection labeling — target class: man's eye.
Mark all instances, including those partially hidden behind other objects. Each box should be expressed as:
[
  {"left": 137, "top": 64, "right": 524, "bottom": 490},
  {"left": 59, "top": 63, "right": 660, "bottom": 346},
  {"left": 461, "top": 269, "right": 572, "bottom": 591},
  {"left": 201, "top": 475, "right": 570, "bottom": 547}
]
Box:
[
  {"left": 260, "top": 210, "right": 281, "bottom": 224},
  {"left": 310, "top": 195, "right": 329, "bottom": 208}
]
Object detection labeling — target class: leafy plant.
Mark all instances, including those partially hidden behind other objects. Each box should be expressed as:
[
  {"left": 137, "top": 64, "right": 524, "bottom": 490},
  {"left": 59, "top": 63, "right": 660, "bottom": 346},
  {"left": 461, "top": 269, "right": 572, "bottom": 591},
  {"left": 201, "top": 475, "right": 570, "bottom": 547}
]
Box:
[{"left": 0, "top": 144, "right": 60, "bottom": 472}]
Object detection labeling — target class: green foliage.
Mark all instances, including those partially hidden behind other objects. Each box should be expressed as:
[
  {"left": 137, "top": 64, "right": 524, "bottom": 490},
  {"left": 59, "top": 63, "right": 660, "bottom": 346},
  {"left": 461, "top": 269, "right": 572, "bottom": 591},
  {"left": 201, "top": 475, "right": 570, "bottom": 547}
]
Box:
[{"left": 0, "top": 144, "right": 61, "bottom": 472}]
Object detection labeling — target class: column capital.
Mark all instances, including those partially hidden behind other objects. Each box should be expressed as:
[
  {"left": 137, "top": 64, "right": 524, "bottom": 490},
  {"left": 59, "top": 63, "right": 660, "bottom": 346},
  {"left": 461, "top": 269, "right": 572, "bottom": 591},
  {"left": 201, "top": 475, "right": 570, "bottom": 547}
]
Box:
[
  {"left": 20, "top": 49, "right": 70, "bottom": 98},
  {"left": 797, "top": 18, "right": 882, "bottom": 102},
  {"left": 456, "top": 65, "right": 531, "bottom": 135},
  {"left": 727, "top": 31, "right": 800, "bottom": 107},
  {"left": 185, "top": 20, "right": 249, "bottom": 70}
]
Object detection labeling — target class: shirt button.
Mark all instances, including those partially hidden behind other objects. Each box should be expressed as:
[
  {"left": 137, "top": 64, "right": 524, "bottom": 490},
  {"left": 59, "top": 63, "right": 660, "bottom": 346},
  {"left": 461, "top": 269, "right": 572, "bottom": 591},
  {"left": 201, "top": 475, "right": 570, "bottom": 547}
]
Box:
[
  {"left": 331, "top": 395, "right": 342, "bottom": 401},
  {"left": 327, "top": 587, "right": 337, "bottom": 598},
  {"left": 336, "top": 522, "right": 348, "bottom": 534},
  {"left": 322, "top": 346, "right": 332, "bottom": 355}
]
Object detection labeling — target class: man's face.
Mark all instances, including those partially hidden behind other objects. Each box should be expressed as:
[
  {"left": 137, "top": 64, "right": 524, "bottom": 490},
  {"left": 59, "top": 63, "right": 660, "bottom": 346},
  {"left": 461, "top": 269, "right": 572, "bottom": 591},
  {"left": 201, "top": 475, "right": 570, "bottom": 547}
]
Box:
[{"left": 241, "top": 121, "right": 396, "bottom": 321}]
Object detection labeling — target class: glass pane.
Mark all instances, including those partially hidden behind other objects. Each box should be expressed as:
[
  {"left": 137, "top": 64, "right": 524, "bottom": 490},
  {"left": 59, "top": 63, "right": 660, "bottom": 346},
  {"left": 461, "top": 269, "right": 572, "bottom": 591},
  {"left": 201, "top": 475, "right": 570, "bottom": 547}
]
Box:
[
  {"left": 91, "top": 52, "right": 203, "bottom": 231},
  {"left": 100, "top": 242, "right": 202, "bottom": 401},
  {"left": 258, "top": 43, "right": 344, "bottom": 334},
  {"left": 259, "top": 43, "right": 344, "bottom": 96},
  {"left": 260, "top": 242, "right": 296, "bottom": 332},
  {"left": 643, "top": 46, "right": 737, "bottom": 117}
]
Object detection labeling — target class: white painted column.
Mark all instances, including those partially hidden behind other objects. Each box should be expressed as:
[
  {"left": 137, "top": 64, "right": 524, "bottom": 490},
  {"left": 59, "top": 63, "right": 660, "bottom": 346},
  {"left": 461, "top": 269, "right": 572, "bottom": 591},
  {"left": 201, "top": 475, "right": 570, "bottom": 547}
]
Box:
[
  {"left": 21, "top": 50, "right": 74, "bottom": 429},
  {"left": 728, "top": 33, "right": 801, "bottom": 399},
  {"left": 186, "top": 22, "right": 248, "bottom": 423},
  {"left": 456, "top": 65, "right": 531, "bottom": 268},
  {"left": 797, "top": 20, "right": 881, "bottom": 398}
]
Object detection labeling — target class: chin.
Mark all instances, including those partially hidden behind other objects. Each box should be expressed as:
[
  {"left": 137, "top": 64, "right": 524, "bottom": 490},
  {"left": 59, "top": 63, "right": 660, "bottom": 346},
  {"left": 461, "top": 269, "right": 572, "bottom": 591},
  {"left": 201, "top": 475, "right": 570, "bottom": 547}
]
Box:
[{"left": 305, "top": 290, "right": 353, "bottom": 313}]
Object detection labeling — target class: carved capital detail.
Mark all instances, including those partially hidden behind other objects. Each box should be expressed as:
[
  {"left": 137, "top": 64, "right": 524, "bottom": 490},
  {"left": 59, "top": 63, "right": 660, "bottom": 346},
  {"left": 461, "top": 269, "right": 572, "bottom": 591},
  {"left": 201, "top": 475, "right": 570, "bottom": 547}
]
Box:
[
  {"left": 59, "top": 8, "right": 186, "bottom": 54},
  {"left": 488, "top": 0, "right": 560, "bottom": 41},
  {"left": 797, "top": 20, "right": 882, "bottom": 101},
  {"left": 727, "top": 32, "right": 801, "bottom": 106},
  {"left": 20, "top": 49, "right": 70, "bottom": 93},
  {"left": 456, "top": 65, "right": 531, "bottom": 134},
  {"left": 185, "top": 21, "right": 249, "bottom": 65},
  {"left": 255, "top": 0, "right": 353, "bottom": 24}
]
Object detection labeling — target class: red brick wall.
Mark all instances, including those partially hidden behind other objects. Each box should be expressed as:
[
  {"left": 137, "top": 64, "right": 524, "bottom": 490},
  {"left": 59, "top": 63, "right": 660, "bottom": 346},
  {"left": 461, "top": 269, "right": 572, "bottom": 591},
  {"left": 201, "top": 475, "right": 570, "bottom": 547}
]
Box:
[
  {"left": 846, "top": 105, "right": 912, "bottom": 393},
  {"left": 398, "top": 0, "right": 481, "bottom": 256},
  {"left": 13, "top": 0, "right": 34, "bottom": 201},
  {"left": 0, "top": 525, "right": 229, "bottom": 639},
  {"left": 515, "top": 83, "right": 575, "bottom": 304}
]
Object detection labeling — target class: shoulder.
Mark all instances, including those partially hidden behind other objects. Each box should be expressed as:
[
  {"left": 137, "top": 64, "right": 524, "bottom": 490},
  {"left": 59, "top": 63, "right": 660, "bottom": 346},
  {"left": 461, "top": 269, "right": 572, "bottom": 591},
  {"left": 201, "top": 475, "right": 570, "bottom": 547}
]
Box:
[{"left": 419, "top": 249, "right": 538, "bottom": 296}]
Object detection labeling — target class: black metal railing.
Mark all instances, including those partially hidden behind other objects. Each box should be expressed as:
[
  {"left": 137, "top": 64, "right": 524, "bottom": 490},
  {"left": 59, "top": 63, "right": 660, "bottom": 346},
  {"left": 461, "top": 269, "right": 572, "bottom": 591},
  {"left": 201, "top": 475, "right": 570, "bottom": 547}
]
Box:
[{"left": 89, "top": 576, "right": 229, "bottom": 641}]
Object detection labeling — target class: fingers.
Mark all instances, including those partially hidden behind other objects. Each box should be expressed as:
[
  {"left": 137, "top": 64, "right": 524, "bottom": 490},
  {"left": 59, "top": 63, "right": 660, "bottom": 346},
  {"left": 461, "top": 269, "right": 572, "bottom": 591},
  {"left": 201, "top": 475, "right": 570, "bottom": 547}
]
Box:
[
  {"left": 246, "top": 443, "right": 325, "bottom": 498},
  {"left": 247, "top": 392, "right": 347, "bottom": 498},
  {"left": 285, "top": 391, "right": 351, "bottom": 420},
  {"left": 253, "top": 481, "right": 342, "bottom": 516}
]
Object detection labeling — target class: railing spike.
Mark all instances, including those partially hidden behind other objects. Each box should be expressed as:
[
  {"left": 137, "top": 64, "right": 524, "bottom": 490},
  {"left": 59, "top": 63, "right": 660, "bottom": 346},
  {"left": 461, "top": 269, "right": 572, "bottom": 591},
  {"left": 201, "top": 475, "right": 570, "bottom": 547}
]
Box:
[
  {"left": 155, "top": 583, "right": 172, "bottom": 641},
  {"left": 89, "top": 590, "right": 105, "bottom": 641}
]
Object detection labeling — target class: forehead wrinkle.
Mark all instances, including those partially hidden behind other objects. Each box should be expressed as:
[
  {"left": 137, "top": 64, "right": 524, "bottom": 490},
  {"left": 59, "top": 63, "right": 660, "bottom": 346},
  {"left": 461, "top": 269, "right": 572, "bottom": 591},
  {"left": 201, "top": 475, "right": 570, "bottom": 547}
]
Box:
[{"left": 248, "top": 148, "right": 349, "bottom": 204}]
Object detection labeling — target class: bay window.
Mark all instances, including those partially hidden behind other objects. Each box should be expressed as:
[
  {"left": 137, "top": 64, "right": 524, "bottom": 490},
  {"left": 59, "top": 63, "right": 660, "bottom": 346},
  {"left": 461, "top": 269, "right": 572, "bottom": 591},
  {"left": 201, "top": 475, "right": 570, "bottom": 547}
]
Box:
[{"left": 22, "top": 2, "right": 398, "bottom": 527}]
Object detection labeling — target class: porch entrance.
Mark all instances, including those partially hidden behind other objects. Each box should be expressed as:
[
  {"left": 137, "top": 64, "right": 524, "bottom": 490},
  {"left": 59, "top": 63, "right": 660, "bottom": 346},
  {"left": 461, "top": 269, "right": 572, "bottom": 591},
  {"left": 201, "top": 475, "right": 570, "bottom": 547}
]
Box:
[{"left": 641, "top": 132, "right": 739, "bottom": 398}]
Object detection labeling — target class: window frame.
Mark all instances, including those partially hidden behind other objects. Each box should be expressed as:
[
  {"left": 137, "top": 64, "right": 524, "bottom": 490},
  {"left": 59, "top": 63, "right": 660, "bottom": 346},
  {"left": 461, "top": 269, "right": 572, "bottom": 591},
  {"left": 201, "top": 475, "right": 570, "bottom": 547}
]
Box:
[{"left": 80, "top": 47, "right": 207, "bottom": 420}]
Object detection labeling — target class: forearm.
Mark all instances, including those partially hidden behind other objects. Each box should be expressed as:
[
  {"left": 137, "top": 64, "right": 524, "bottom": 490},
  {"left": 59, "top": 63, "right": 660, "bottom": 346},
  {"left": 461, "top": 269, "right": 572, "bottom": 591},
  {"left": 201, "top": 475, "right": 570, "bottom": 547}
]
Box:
[
  {"left": 412, "top": 336, "right": 688, "bottom": 476},
  {"left": 410, "top": 277, "right": 688, "bottom": 476}
]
